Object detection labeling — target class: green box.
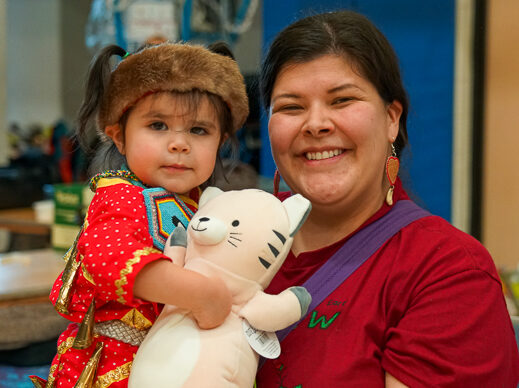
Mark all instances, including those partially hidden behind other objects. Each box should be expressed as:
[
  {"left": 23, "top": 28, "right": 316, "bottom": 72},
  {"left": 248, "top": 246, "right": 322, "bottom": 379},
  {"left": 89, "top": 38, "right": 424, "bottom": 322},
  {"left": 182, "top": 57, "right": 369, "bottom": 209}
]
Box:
[{"left": 51, "top": 183, "right": 94, "bottom": 250}]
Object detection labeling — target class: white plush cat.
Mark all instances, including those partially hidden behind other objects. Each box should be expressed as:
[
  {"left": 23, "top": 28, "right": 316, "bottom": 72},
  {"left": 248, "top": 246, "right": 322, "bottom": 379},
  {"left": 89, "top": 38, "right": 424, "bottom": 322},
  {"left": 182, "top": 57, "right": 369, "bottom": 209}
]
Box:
[{"left": 129, "top": 187, "right": 311, "bottom": 388}]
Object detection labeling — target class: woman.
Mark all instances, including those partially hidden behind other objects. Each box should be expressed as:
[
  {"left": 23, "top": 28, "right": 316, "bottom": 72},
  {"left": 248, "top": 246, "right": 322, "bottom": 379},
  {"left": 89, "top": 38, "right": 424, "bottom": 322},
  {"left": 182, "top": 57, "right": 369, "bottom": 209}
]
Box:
[{"left": 256, "top": 10, "right": 519, "bottom": 387}]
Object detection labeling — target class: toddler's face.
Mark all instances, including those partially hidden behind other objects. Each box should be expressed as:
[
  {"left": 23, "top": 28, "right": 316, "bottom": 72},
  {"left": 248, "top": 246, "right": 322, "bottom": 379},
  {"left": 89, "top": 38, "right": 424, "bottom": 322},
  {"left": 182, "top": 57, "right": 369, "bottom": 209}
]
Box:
[{"left": 118, "top": 92, "right": 222, "bottom": 195}]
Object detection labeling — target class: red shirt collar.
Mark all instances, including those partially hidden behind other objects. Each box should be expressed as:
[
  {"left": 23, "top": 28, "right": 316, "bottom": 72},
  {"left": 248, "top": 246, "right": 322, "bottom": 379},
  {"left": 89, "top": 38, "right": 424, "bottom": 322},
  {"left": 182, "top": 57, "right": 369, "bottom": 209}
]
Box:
[{"left": 277, "top": 178, "right": 409, "bottom": 260}]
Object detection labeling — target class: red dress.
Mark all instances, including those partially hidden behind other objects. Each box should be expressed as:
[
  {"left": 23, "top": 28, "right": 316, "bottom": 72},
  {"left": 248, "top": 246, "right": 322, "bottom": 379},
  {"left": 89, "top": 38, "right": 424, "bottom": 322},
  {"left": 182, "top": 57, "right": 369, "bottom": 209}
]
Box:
[{"left": 32, "top": 175, "right": 199, "bottom": 387}]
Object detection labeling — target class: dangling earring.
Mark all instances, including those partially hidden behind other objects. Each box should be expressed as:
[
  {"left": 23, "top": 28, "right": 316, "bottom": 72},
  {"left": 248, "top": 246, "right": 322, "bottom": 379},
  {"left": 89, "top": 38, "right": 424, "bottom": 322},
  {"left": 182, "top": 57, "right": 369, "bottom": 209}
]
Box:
[
  {"left": 273, "top": 169, "right": 281, "bottom": 197},
  {"left": 385, "top": 143, "right": 399, "bottom": 206}
]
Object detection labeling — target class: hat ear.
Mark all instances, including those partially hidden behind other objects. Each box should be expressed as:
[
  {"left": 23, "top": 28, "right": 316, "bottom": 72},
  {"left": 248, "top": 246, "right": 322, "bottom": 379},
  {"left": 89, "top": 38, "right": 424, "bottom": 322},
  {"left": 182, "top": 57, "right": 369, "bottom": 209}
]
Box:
[
  {"left": 207, "top": 41, "right": 235, "bottom": 59},
  {"left": 105, "top": 124, "right": 125, "bottom": 154}
]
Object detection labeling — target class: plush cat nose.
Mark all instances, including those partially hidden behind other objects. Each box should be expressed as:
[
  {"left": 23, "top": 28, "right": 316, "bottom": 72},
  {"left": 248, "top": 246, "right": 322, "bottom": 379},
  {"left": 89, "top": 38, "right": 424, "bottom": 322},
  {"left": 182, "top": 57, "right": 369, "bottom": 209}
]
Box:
[{"left": 190, "top": 216, "right": 227, "bottom": 245}]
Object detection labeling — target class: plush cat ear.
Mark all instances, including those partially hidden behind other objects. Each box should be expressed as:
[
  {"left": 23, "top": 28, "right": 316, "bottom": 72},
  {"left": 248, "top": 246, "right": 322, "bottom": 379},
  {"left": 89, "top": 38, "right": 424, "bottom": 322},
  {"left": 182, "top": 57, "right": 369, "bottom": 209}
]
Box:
[
  {"left": 199, "top": 186, "right": 224, "bottom": 207},
  {"left": 282, "top": 194, "right": 311, "bottom": 237}
]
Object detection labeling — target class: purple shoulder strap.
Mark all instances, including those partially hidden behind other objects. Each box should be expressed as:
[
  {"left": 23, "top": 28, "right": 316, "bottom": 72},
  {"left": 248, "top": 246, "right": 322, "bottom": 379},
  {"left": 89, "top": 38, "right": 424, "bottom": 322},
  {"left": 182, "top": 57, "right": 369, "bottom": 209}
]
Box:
[{"left": 276, "top": 200, "right": 430, "bottom": 342}]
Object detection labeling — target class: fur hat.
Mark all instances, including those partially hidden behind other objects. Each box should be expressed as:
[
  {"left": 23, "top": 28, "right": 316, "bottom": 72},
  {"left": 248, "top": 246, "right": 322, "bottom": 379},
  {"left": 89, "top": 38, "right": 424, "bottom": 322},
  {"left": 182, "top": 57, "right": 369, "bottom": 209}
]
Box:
[{"left": 98, "top": 43, "right": 249, "bottom": 133}]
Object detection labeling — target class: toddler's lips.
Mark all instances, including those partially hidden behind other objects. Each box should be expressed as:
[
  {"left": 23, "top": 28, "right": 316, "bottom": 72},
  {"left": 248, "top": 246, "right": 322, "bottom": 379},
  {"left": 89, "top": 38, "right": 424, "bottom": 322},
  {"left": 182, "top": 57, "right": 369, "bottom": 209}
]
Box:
[{"left": 163, "top": 164, "right": 190, "bottom": 172}]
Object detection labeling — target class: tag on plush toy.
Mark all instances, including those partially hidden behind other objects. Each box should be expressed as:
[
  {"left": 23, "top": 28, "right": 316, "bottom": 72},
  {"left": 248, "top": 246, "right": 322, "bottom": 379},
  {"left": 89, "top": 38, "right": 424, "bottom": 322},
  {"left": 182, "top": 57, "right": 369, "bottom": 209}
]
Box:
[{"left": 242, "top": 319, "right": 281, "bottom": 359}]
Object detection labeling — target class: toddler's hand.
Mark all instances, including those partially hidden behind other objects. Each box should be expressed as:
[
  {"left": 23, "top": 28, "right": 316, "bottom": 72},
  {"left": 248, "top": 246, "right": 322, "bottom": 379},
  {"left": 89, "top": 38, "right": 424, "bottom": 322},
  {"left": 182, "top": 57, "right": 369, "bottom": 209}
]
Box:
[{"left": 191, "top": 276, "right": 232, "bottom": 330}]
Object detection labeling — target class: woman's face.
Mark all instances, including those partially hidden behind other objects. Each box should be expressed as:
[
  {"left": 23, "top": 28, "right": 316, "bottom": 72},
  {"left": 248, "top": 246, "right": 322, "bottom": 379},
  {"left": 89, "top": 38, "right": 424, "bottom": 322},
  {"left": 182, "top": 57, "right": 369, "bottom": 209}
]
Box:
[{"left": 268, "top": 54, "right": 402, "bottom": 213}]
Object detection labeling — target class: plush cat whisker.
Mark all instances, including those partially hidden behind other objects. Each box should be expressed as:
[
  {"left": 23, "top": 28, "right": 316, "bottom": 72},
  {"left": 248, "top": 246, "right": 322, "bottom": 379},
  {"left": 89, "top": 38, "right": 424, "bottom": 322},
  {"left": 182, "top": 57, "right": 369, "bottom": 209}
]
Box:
[{"left": 227, "top": 240, "right": 239, "bottom": 248}]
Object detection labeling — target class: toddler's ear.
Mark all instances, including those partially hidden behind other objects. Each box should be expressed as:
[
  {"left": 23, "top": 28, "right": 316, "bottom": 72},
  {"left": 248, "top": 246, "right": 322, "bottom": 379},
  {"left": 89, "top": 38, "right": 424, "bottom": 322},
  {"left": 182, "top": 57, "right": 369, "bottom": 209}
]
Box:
[{"left": 105, "top": 124, "right": 125, "bottom": 154}]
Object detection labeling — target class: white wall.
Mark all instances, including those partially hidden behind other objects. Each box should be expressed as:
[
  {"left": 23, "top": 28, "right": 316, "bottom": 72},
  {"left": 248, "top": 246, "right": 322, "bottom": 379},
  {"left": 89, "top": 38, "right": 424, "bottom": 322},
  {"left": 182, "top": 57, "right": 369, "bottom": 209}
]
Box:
[
  {"left": 451, "top": 0, "right": 475, "bottom": 233},
  {"left": 232, "top": 0, "right": 262, "bottom": 75},
  {"left": 0, "top": 0, "right": 7, "bottom": 165},
  {"left": 7, "top": 0, "right": 62, "bottom": 128}
]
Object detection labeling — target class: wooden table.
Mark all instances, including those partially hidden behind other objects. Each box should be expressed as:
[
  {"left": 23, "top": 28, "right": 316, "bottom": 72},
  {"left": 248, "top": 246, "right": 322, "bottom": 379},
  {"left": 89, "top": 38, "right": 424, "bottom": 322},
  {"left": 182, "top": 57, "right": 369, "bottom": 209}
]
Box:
[
  {"left": 0, "top": 249, "right": 68, "bottom": 349},
  {"left": 0, "top": 208, "right": 51, "bottom": 236},
  {"left": 0, "top": 249, "right": 65, "bottom": 302}
]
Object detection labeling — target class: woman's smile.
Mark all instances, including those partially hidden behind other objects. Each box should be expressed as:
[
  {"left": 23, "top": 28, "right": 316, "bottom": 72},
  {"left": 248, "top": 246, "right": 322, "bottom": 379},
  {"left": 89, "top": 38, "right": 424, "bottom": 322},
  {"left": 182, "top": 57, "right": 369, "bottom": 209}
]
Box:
[{"left": 304, "top": 148, "right": 344, "bottom": 161}]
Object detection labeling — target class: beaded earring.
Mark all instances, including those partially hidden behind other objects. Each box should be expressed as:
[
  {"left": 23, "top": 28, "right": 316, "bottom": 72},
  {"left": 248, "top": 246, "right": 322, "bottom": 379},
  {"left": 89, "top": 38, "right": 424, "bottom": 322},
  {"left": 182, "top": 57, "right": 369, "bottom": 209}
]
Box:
[{"left": 385, "top": 143, "right": 399, "bottom": 206}]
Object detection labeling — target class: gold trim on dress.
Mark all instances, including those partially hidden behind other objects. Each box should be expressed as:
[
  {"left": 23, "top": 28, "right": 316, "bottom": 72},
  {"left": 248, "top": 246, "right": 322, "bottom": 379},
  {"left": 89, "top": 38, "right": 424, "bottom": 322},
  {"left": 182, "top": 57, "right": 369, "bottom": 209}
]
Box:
[
  {"left": 95, "top": 177, "right": 133, "bottom": 190},
  {"left": 114, "top": 247, "right": 160, "bottom": 304},
  {"left": 29, "top": 376, "right": 45, "bottom": 388},
  {"left": 120, "top": 308, "right": 153, "bottom": 330},
  {"left": 81, "top": 263, "right": 96, "bottom": 285},
  {"left": 55, "top": 253, "right": 81, "bottom": 314},
  {"left": 56, "top": 226, "right": 84, "bottom": 314},
  {"left": 48, "top": 334, "right": 76, "bottom": 384},
  {"left": 93, "top": 361, "right": 132, "bottom": 388},
  {"left": 74, "top": 342, "right": 104, "bottom": 388},
  {"left": 46, "top": 363, "right": 58, "bottom": 387},
  {"left": 73, "top": 300, "right": 96, "bottom": 349},
  {"left": 57, "top": 335, "right": 76, "bottom": 355},
  {"left": 83, "top": 210, "right": 89, "bottom": 231}
]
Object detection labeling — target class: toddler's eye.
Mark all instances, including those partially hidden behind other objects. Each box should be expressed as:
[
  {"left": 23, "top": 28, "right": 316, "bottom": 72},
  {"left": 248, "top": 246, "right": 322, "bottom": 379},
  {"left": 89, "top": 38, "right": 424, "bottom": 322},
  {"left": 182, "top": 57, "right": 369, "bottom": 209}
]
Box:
[
  {"left": 190, "top": 126, "right": 208, "bottom": 135},
  {"left": 232, "top": 220, "right": 239, "bottom": 227},
  {"left": 150, "top": 121, "right": 168, "bottom": 131}
]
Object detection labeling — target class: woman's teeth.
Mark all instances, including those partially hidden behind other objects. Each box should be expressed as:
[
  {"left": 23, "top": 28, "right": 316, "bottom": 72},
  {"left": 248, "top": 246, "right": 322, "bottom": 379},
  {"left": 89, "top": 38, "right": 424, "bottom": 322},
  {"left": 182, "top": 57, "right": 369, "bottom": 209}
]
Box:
[{"left": 305, "top": 149, "right": 343, "bottom": 160}]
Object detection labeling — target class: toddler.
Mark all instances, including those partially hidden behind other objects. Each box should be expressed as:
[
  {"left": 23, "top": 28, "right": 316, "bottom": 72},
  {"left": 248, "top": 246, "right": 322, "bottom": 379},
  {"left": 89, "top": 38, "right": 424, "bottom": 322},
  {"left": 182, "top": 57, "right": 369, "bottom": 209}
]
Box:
[{"left": 31, "top": 41, "right": 248, "bottom": 387}]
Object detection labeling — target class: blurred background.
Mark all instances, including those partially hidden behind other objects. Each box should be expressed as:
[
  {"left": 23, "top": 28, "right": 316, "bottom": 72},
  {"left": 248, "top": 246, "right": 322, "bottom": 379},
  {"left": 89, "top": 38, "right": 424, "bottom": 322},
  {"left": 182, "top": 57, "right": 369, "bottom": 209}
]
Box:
[
  {"left": 0, "top": 0, "right": 517, "bottom": 266},
  {"left": 0, "top": 0, "right": 518, "bottom": 383}
]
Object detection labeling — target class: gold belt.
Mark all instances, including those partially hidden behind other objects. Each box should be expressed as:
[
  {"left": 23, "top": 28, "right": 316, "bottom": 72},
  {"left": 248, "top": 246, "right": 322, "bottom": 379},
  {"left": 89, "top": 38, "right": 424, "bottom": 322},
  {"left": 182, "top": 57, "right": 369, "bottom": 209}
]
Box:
[{"left": 94, "top": 320, "right": 149, "bottom": 346}]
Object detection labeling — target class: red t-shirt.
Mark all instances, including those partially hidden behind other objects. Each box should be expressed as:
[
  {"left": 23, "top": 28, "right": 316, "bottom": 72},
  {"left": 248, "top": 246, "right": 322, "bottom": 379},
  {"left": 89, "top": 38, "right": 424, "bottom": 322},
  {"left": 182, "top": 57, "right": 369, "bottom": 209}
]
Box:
[{"left": 257, "top": 182, "right": 519, "bottom": 387}]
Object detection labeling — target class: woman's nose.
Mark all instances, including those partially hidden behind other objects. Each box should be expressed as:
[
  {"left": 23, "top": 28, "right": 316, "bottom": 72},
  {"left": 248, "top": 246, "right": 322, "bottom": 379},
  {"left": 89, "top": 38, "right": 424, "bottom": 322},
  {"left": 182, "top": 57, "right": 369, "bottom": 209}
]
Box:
[
  {"left": 168, "top": 133, "right": 190, "bottom": 153},
  {"left": 302, "top": 106, "right": 334, "bottom": 137}
]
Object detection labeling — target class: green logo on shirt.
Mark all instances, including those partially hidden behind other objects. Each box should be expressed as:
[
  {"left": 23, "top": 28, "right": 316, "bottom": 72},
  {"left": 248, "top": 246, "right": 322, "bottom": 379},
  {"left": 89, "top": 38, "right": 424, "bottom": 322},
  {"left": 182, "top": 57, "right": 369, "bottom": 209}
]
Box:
[
  {"left": 272, "top": 362, "right": 303, "bottom": 388},
  {"left": 308, "top": 311, "right": 340, "bottom": 329}
]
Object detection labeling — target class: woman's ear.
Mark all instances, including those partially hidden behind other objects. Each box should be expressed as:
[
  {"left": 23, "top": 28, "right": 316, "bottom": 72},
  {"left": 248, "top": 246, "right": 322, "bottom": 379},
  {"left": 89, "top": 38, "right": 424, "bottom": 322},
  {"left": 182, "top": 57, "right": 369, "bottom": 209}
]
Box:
[
  {"left": 105, "top": 124, "right": 125, "bottom": 154},
  {"left": 386, "top": 100, "right": 403, "bottom": 141}
]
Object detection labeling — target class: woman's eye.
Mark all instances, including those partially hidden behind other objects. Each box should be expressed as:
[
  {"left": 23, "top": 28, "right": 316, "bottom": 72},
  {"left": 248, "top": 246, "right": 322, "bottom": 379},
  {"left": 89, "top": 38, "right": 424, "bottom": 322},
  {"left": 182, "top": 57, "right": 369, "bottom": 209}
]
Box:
[
  {"left": 332, "top": 97, "right": 353, "bottom": 105},
  {"left": 190, "top": 126, "right": 208, "bottom": 135},
  {"left": 274, "top": 104, "right": 302, "bottom": 113},
  {"left": 150, "top": 121, "right": 168, "bottom": 131}
]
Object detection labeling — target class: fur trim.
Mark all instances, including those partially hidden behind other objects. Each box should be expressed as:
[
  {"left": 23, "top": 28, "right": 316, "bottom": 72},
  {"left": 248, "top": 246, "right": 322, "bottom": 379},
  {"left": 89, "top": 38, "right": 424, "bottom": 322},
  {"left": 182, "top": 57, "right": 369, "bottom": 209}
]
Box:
[{"left": 98, "top": 43, "right": 249, "bottom": 133}]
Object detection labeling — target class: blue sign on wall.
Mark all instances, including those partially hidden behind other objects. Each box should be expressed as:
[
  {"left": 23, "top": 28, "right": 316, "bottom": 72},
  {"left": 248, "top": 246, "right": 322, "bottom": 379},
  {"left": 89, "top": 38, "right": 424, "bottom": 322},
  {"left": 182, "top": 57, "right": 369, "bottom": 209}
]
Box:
[{"left": 260, "top": 0, "right": 455, "bottom": 221}]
